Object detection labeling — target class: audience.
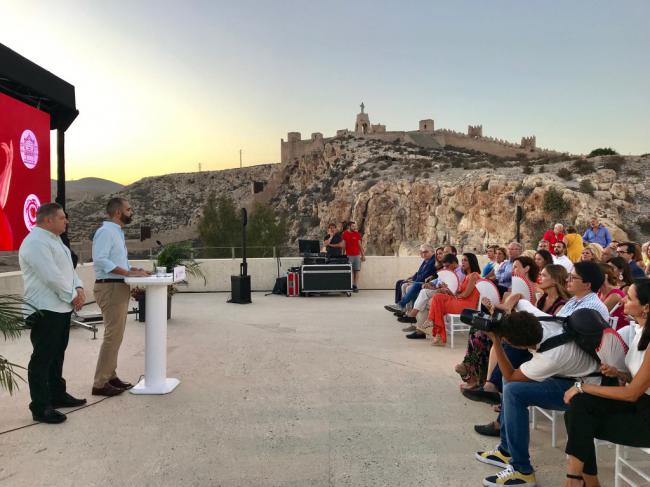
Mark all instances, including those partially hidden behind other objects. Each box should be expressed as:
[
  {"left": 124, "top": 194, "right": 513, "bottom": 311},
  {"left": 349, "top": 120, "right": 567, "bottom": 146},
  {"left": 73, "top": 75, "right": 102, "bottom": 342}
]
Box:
[
  {"left": 563, "top": 226, "right": 584, "bottom": 263},
  {"left": 381, "top": 223, "right": 650, "bottom": 485},
  {"left": 475, "top": 262, "right": 608, "bottom": 487},
  {"left": 563, "top": 278, "right": 650, "bottom": 487}
]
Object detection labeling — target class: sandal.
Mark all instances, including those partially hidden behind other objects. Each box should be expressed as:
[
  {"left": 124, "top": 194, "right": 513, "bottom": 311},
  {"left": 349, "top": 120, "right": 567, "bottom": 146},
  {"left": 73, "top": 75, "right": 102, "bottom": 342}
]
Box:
[{"left": 417, "top": 320, "right": 434, "bottom": 336}]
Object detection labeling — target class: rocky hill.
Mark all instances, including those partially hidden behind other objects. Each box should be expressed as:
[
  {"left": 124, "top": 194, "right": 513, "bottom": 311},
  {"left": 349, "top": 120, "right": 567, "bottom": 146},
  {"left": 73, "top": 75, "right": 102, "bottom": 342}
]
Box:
[
  {"left": 66, "top": 165, "right": 273, "bottom": 243},
  {"left": 264, "top": 135, "right": 649, "bottom": 254},
  {"left": 65, "top": 135, "right": 649, "bottom": 255},
  {"left": 51, "top": 177, "right": 124, "bottom": 201}
]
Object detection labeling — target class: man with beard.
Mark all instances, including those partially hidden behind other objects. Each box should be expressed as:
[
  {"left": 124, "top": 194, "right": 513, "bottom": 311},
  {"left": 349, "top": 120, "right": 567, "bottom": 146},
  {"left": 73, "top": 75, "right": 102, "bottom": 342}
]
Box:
[{"left": 91, "top": 198, "right": 149, "bottom": 396}]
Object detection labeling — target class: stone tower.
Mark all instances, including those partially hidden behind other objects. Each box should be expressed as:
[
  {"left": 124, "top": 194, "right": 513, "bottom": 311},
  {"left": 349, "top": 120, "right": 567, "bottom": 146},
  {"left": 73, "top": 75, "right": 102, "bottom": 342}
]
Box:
[
  {"left": 520, "top": 136, "right": 536, "bottom": 151},
  {"left": 468, "top": 125, "right": 483, "bottom": 137},
  {"left": 419, "top": 119, "right": 434, "bottom": 132},
  {"left": 355, "top": 102, "right": 370, "bottom": 135}
]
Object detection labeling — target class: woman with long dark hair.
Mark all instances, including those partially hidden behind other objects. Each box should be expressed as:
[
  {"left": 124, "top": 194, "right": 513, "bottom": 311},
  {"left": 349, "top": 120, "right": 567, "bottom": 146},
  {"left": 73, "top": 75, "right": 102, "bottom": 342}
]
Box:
[{"left": 563, "top": 279, "right": 650, "bottom": 486}]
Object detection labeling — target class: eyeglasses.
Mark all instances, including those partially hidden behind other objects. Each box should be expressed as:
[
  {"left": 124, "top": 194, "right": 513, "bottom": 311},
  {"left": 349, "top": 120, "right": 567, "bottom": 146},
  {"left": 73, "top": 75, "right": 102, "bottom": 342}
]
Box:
[
  {"left": 617, "top": 249, "right": 630, "bottom": 254},
  {"left": 568, "top": 274, "right": 584, "bottom": 282}
]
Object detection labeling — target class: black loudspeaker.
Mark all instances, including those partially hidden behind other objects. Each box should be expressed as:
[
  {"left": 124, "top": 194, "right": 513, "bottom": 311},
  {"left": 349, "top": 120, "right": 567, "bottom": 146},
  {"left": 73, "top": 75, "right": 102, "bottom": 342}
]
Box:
[
  {"left": 230, "top": 275, "right": 251, "bottom": 304},
  {"left": 140, "top": 226, "right": 151, "bottom": 241}
]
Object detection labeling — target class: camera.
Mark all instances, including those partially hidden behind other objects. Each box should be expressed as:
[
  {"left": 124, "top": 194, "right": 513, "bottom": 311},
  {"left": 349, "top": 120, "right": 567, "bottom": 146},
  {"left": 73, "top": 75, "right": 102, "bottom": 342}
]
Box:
[{"left": 460, "top": 308, "right": 505, "bottom": 332}]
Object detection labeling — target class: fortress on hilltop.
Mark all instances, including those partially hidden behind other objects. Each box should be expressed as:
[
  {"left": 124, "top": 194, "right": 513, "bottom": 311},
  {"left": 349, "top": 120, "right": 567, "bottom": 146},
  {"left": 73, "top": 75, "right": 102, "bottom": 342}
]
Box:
[{"left": 280, "top": 103, "right": 560, "bottom": 164}]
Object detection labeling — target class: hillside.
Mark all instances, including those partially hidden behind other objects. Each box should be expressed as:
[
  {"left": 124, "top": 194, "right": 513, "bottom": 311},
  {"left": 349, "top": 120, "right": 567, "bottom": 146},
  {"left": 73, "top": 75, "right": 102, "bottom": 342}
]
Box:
[
  {"left": 66, "top": 165, "right": 274, "bottom": 243},
  {"left": 65, "top": 136, "right": 650, "bottom": 254},
  {"left": 51, "top": 177, "right": 124, "bottom": 201}
]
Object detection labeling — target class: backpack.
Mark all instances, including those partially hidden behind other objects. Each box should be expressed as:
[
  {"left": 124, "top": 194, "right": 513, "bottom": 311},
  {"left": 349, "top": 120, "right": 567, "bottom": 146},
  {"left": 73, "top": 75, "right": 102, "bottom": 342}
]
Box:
[{"left": 536, "top": 308, "right": 609, "bottom": 362}]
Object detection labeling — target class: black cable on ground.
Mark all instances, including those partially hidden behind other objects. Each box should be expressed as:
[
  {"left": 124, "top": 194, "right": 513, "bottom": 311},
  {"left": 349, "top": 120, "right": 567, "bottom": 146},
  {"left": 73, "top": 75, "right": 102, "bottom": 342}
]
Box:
[{"left": 0, "top": 375, "right": 144, "bottom": 436}]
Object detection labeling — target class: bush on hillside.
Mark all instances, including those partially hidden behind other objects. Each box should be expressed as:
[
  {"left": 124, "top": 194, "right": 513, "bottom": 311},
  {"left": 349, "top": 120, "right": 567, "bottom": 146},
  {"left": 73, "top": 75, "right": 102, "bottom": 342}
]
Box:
[
  {"left": 579, "top": 179, "right": 595, "bottom": 195},
  {"left": 572, "top": 159, "right": 596, "bottom": 175},
  {"left": 557, "top": 167, "right": 572, "bottom": 180},
  {"left": 543, "top": 188, "right": 570, "bottom": 218},
  {"left": 588, "top": 148, "right": 618, "bottom": 157},
  {"left": 603, "top": 156, "right": 626, "bottom": 173}
]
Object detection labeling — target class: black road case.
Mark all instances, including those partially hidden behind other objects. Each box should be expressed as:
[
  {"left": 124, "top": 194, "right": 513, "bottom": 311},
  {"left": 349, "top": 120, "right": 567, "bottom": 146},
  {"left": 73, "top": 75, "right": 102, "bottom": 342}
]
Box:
[{"left": 300, "top": 264, "right": 353, "bottom": 296}]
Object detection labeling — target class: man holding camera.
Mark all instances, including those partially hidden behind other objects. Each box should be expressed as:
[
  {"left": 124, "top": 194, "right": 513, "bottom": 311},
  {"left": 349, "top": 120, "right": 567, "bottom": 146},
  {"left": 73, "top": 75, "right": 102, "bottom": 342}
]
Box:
[{"left": 475, "top": 261, "right": 609, "bottom": 487}]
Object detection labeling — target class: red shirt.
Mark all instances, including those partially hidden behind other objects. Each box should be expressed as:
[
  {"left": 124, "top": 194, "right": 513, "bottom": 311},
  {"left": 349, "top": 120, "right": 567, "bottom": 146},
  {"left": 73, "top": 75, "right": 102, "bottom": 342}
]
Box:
[
  {"left": 342, "top": 230, "right": 362, "bottom": 256},
  {"left": 543, "top": 229, "right": 565, "bottom": 255}
]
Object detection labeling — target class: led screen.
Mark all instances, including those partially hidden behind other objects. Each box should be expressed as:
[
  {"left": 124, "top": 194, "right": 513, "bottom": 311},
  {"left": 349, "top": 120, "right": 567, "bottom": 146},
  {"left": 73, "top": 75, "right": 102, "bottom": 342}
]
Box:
[{"left": 0, "top": 91, "right": 51, "bottom": 251}]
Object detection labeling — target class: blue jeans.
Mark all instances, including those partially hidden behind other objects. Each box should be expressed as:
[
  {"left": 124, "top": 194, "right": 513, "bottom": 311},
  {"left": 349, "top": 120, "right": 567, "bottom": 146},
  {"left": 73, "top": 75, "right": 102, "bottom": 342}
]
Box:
[
  {"left": 398, "top": 282, "right": 423, "bottom": 308},
  {"left": 499, "top": 378, "right": 573, "bottom": 473}
]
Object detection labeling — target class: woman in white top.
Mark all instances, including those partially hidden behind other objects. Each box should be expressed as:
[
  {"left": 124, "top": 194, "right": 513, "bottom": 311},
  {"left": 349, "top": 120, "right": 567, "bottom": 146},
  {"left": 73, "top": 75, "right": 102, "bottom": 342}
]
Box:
[{"left": 563, "top": 278, "right": 650, "bottom": 486}]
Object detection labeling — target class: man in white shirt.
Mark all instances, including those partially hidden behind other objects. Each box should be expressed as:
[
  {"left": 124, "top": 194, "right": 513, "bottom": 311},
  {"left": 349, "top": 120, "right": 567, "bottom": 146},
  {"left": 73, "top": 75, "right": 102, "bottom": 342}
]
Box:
[
  {"left": 19, "top": 203, "right": 86, "bottom": 424},
  {"left": 91, "top": 198, "right": 149, "bottom": 396},
  {"left": 475, "top": 261, "right": 608, "bottom": 487},
  {"left": 553, "top": 241, "right": 574, "bottom": 273}
]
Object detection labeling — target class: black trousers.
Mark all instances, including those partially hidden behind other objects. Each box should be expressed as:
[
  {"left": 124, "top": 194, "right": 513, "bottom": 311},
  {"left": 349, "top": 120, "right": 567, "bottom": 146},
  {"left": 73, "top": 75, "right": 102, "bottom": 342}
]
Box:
[
  {"left": 27, "top": 310, "right": 72, "bottom": 413},
  {"left": 565, "top": 392, "right": 650, "bottom": 475}
]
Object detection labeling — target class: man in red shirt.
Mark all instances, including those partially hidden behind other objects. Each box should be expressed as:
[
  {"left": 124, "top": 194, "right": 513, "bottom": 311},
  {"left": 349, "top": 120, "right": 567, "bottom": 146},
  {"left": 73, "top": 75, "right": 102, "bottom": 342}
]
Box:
[
  {"left": 543, "top": 223, "right": 564, "bottom": 255},
  {"left": 341, "top": 221, "right": 365, "bottom": 293}
]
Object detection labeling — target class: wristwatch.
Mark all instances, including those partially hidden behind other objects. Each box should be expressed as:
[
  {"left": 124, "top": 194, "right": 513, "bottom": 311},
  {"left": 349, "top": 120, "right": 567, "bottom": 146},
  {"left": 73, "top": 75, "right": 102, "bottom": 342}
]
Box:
[{"left": 574, "top": 381, "right": 584, "bottom": 394}]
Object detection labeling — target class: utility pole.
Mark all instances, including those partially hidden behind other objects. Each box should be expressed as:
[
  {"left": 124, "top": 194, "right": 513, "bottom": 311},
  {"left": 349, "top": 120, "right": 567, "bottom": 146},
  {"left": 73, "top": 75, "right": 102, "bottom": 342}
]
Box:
[
  {"left": 198, "top": 162, "right": 202, "bottom": 172},
  {"left": 239, "top": 149, "right": 242, "bottom": 169}
]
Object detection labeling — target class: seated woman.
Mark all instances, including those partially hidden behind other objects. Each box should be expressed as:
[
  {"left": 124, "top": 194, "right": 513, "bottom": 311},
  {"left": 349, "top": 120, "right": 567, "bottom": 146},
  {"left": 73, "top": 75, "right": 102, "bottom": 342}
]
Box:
[
  {"left": 481, "top": 245, "right": 499, "bottom": 279},
  {"left": 466, "top": 264, "right": 570, "bottom": 435},
  {"left": 534, "top": 250, "right": 554, "bottom": 284},
  {"left": 581, "top": 243, "right": 602, "bottom": 263},
  {"left": 563, "top": 278, "right": 650, "bottom": 487},
  {"left": 411, "top": 253, "right": 481, "bottom": 346},
  {"left": 598, "top": 263, "right": 628, "bottom": 330},
  {"left": 610, "top": 256, "right": 634, "bottom": 293}
]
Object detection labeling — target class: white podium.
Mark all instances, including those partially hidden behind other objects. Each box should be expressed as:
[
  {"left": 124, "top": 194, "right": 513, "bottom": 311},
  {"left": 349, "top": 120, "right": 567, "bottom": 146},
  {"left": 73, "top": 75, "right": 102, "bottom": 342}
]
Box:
[{"left": 125, "top": 274, "right": 180, "bottom": 394}]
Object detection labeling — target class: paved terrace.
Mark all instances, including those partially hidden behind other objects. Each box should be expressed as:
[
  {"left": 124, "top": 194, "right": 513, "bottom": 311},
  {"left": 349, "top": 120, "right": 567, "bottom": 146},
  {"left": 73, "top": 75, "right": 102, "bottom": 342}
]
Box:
[{"left": 0, "top": 291, "right": 623, "bottom": 486}]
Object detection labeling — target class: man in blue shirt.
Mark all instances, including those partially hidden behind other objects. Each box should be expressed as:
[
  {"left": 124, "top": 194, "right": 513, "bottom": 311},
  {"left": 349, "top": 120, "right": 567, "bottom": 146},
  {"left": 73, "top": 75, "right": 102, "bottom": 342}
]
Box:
[
  {"left": 92, "top": 198, "right": 149, "bottom": 397},
  {"left": 582, "top": 217, "right": 612, "bottom": 248}
]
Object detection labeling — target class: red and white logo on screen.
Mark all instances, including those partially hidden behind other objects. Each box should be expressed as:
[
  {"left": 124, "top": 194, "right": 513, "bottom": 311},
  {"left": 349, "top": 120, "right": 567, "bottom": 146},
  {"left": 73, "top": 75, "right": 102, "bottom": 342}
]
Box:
[
  {"left": 20, "top": 129, "right": 39, "bottom": 169},
  {"left": 23, "top": 194, "right": 40, "bottom": 231}
]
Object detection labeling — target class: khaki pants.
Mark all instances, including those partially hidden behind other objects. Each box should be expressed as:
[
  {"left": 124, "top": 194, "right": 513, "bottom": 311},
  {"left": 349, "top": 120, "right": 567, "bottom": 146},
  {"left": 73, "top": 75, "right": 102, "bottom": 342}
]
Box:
[{"left": 93, "top": 282, "right": 131, "bottom": 388}]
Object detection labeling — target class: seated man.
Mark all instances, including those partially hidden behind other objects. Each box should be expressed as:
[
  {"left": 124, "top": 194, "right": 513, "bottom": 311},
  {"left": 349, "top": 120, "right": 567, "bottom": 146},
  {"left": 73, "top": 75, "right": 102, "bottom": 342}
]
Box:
[
  {"left": 385, "top": 244, "right": 437, "bottom": 313},
  {"left": 475, "top": 261, "right": 609, "bottom": 487}
]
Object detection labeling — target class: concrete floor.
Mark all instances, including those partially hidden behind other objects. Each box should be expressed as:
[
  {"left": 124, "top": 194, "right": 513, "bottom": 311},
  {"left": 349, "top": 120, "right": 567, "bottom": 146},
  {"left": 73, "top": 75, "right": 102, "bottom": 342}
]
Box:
[{"left": 0, "top": 291, "right": 622, "bottom": 486}]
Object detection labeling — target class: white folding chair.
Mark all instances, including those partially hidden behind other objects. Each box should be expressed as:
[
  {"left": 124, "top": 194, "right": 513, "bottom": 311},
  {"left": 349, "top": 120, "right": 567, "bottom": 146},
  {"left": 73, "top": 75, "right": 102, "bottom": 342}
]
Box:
[
  {"left": 443, "top": 278, "right": 499, "bottom": 349},
  {"left": 615, "top": 445, "right": 650, "bottom": 486},
  {"left": 529, "top": 407, "right": 564, "bottom": 448}
]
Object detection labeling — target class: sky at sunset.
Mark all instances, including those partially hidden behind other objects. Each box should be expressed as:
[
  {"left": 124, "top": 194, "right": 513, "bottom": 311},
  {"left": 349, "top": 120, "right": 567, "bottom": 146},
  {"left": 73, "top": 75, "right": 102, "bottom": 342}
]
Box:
[{"left": 3, "top": 1, "right": 649, "bottom": 185}]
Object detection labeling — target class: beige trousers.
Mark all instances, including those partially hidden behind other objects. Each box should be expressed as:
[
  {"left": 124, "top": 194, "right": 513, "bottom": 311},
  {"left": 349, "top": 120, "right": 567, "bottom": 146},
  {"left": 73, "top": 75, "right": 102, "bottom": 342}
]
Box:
[{"left": 93, "top": 282, "right": 131, "bottom": 388}]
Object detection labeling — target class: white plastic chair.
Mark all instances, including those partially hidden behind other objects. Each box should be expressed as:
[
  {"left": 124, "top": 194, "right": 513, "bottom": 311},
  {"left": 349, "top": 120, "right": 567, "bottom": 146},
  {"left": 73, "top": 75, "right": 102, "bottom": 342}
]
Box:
[
  {"left": 615, "top": 445, "right": 650, "bottom": 486},
  {"left": 444, "top": 278, "right": 499, "bottom": 349},
  {"left": 529, "top": 407, "right": 564, "bottom": 448}
]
